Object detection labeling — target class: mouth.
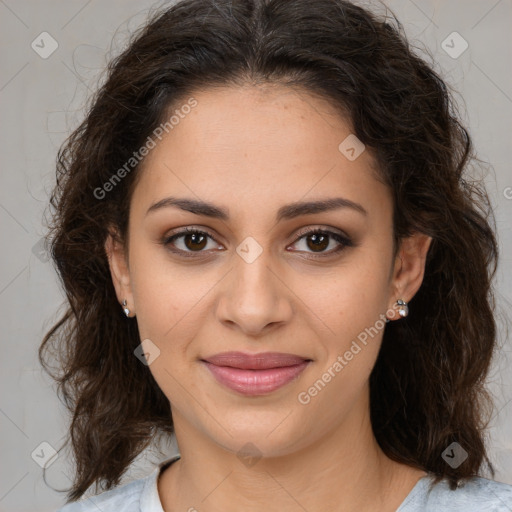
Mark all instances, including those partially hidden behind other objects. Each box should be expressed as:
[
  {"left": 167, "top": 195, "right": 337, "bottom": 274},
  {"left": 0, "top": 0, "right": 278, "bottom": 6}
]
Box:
[{"left": 200, "top": 351, "right": 312, "bottom": 396}]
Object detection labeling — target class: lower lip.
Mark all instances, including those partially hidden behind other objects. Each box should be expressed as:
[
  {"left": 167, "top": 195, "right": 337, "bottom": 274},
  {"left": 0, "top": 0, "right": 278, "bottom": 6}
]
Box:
[{"left": 202, "top": 361, "right": 310, "bottom": 396}]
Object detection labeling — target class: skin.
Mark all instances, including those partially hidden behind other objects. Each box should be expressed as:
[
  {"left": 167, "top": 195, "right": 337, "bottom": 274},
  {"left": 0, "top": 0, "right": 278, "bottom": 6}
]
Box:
[{"left": 106, "top": 84, "right": 432, "bottom": 512}]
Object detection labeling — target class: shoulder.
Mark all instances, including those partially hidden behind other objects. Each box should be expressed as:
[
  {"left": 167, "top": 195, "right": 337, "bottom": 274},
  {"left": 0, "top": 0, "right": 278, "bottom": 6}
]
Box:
[
  {"left": 399, "top": 474, "right": 512, "bottom": 512},
  {"left": 54, "top": 454, "right": 180, "bottom": 512},
  {"left": 55, "top": 474, "right": 148, "bottom": 512}
]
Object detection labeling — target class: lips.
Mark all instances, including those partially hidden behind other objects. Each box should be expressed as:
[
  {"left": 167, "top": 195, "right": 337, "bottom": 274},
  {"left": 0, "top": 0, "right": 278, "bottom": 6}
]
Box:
[
  {"left": 200, "top": 351, "right": 312, "bottom": 395},
  {"left": 202, "top": 351, "right": 310, "bottom": 369}
]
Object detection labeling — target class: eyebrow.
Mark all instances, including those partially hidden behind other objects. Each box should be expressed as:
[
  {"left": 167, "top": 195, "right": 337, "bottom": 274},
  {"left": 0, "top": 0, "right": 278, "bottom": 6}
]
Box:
[{"left": 145, "top": 196, "right": 367, "bottom": 220}]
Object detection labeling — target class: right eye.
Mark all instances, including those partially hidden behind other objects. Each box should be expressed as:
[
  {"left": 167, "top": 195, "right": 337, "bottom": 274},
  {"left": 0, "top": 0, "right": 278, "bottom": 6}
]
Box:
[{"left": 162, "top": 227, "right": 224, "bottom": 257}]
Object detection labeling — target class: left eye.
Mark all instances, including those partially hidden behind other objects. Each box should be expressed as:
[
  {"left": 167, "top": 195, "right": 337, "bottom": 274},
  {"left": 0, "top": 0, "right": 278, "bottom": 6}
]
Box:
[{"left": 289, "top": 229, "right": 352, "bottom": 255}]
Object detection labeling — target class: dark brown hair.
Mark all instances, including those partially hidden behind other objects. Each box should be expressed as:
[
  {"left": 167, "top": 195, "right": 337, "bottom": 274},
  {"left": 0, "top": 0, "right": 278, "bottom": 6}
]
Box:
[{"left": 40, "top": 0, "right": 500, "bottom": 502}]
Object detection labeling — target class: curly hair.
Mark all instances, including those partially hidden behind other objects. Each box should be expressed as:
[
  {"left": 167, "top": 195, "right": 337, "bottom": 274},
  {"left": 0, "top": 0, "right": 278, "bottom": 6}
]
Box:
[{"left": 39, "top": 0, "right": 500, "bottom": 502}]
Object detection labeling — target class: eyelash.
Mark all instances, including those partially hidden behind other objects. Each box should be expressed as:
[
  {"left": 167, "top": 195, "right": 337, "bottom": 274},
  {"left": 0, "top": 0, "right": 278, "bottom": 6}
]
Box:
[{"left": 162, "top": 226, "right": 353, "bottom": 259}]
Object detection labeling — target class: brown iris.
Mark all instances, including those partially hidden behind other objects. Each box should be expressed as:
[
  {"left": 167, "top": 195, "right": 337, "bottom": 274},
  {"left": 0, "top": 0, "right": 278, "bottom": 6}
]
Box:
[
  {"left": 306, "top": 233, "right": 329, "bottom": 252},
  {"left": 184, "top": 232, "right": 208, "bottom": 251}
]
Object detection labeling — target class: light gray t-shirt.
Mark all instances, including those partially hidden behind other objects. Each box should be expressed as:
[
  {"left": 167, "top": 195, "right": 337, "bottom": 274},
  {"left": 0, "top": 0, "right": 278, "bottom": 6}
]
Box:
[{"left": 56, "top": 455, "right": 512, "bottom": 511}]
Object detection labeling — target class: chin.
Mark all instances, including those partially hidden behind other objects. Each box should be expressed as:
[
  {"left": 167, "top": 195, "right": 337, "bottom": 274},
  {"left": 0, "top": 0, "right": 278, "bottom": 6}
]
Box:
[{"left": 202, "top": 411, "right": 312, "bottom": 460}]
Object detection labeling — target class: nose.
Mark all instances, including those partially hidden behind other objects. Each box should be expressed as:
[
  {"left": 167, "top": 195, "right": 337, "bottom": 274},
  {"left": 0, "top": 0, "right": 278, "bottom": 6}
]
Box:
[{"left": 215, "top": 248, "right": 293, "bottom": 337}]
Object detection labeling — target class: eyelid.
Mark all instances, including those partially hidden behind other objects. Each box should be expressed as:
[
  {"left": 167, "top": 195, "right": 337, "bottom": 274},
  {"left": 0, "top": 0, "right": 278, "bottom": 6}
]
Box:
[
  {"left": 164, "top": 226, "right": 220, "bottom": 242},
  {"left": 162, "top": 226, "right": 224, "bottom": 257},
  {"left": 293, "top": 225, "right": 352, "bottom": 243}
]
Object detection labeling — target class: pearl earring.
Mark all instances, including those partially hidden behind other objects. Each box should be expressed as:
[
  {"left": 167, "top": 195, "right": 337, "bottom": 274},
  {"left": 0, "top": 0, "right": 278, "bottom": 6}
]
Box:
[
  {"left": 122, "top": 299, "right": 130, "bottom": 317},
  {"left": 396, "top": 299, "right": 409, "bottom": 318}
]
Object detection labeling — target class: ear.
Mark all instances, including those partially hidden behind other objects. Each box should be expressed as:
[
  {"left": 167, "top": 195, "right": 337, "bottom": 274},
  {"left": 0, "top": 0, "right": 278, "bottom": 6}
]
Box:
[
  {"left": 387, "top": 232, "right": 432, "bottom": 321},
  {"left": 104, "top": 229, "right": 135, "bottom": 317}
]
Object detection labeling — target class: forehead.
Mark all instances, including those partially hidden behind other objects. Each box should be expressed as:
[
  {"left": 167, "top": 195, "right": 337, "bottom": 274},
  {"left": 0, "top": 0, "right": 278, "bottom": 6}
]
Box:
[{"left": 130, "top": 84, "right": 390, "bottom": 224}]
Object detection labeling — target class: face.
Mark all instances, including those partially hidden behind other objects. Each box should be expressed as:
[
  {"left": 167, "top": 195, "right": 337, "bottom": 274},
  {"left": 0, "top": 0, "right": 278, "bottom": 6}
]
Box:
[{"left": 107, "top": 84, "right": 431, "bottom": 458}]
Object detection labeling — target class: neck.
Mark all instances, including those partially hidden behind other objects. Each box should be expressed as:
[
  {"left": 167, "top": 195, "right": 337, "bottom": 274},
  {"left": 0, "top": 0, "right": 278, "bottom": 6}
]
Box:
[{"left": 158, "top": 386, "right": 426, "bottom": 512}]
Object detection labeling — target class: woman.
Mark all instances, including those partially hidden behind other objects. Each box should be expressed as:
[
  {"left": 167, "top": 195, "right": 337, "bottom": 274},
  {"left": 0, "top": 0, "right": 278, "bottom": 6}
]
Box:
[{"left": 40, "top": 0, "right": 512, "bottom": 510}]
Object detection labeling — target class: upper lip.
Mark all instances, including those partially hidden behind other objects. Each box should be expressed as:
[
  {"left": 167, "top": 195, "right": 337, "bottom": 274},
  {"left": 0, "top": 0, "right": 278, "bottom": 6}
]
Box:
[{"left": 201, "top": 351, "right": 311, "bottom": 370}]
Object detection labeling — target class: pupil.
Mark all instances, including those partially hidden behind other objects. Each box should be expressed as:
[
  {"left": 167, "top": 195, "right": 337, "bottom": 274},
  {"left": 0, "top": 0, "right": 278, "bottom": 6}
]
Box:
[
  {"left": 185, "top": 233, "right": 207, "bottom": 251},
  {"left": 308, "top": 233, "right": 328, "bottom": 252}
]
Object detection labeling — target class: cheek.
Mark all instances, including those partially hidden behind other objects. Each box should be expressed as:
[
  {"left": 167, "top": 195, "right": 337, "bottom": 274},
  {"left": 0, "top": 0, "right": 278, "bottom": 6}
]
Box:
[
  {"left": 304, "top": 254, "right": 391, "bottom": 345},
  {"left": 294, "top": 265, "right": 389, "bottom": 424},
  {"left": 128, "top": 242, "right": 209, "bottom": 340},
  {"left": 129, "top": 252, "right": 210, "bottom": 401}
]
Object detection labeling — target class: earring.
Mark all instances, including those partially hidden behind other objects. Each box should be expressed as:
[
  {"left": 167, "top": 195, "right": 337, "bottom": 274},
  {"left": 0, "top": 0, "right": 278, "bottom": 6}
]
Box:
[
  {"left": 122, "top": 299, "right": 130, "bottom": 317},
  {"left": 396, "top": 298, "right": 409, "bottom": 318}
]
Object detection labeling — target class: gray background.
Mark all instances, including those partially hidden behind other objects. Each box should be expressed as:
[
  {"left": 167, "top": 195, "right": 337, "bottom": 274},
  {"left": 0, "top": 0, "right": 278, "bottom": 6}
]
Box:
[{"left": 1, "top": 1, "right": 511, "bottom": 510}]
